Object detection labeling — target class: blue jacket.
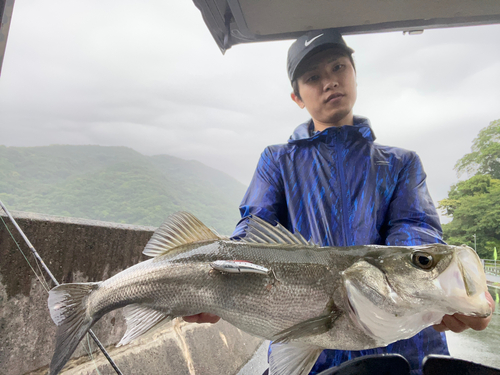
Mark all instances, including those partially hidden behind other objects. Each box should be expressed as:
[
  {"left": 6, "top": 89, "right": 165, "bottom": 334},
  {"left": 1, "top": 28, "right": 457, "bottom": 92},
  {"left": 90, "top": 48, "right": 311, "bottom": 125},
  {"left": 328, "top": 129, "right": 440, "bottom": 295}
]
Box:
[{"left": 232, "top": 116, "right": 449, "bottom": 374}]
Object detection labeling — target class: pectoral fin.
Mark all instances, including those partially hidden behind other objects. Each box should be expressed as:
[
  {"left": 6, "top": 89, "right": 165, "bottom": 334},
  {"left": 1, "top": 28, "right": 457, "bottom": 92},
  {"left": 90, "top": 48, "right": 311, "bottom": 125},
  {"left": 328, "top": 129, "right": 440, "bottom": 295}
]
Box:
[
  {"left": 272, "top": 309, "right": 341, "bottom": 344},
  {"left": 117, "top": 304, "right": 172, "bottom": 346},
  {"left": 269, "top": 342, "right": 323, "bottom": 375}
]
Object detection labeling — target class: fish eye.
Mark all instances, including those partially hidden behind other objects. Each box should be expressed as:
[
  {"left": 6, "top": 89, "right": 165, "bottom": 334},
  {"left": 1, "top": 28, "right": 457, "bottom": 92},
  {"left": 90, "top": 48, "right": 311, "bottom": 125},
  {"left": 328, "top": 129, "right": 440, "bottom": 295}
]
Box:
[{"left": 411, "top": 251, "right": 434, "bottom": 270}]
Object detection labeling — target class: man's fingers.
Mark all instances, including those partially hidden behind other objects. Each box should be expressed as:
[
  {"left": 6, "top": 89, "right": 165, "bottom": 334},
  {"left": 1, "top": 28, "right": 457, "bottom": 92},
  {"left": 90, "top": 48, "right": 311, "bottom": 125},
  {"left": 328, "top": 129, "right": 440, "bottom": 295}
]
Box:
[
  {"left": 432, "top": 322, "right": 448, "bottom": 332},
  {"left": 182, "top": 313, "right": 221, "bottom": 324},
  {"left": 434, "top": 292, "right": 495, "bottom": 333},
  {"left": 486, "top": 291, "right": 495, "bottom": 313},
  {"left": 182, "top": 315, "right": 201, "bottom": 323},
  {"left": 432, "top": 315, "right": 468, "bottom": 333},
  {"left": 454, "top": 313, "right": 491, "bottom": 331},
  {"left": 440, "top": 314, "right": 469, "bottom": 333},
  {"left": 454, "top": 292, "right": 494, "bottom": 331},
  {"left": 197, "top": 313, "right": 221, "bottom": 323}
]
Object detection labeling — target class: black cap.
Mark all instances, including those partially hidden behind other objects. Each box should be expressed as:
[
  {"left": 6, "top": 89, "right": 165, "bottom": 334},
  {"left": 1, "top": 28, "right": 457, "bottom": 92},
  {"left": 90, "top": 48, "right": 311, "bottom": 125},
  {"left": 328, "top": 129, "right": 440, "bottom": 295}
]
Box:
[{"left": 287, "top": 29, "right": 354, "bottom": 82}]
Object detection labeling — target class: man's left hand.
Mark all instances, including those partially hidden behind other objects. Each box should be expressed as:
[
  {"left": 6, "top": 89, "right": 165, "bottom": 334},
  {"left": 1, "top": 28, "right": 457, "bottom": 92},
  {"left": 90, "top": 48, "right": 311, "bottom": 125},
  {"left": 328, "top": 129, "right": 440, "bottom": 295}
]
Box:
[
  {"left": 182, "top": 313, "right": 221, "bottom": 324},
  {"left": 433, "top": 291, "right": 495, "bottom": 333}
]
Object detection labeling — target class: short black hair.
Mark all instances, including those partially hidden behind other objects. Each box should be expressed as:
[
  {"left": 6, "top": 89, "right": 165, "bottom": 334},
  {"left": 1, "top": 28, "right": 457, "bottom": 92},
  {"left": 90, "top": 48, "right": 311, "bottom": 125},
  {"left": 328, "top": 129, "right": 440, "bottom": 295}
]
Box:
[{"left": 292, "top": 49, "right": 356, "bottom": 101}]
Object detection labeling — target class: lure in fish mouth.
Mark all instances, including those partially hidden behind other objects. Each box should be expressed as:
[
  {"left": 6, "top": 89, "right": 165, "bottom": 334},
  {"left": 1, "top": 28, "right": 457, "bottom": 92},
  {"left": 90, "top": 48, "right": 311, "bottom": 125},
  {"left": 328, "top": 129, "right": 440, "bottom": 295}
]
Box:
[{"left": 47, "top": 212, "right": 491, "bottom": 375}]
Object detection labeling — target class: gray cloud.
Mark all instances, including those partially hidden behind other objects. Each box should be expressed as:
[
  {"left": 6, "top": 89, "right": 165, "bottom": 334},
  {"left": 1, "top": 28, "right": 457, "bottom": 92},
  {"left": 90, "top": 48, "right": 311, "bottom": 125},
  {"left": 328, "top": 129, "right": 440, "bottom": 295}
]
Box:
[{"left": 1, "top": 0, "right": 500, "bottom": 225}]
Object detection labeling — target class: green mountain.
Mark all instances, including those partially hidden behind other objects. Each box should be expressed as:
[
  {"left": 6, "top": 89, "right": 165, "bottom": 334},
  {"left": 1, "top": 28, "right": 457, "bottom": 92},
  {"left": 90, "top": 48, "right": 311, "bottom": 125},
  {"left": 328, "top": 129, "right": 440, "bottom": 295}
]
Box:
[{"left": 0, "top": 145, "right": 248, "bottom": 235}]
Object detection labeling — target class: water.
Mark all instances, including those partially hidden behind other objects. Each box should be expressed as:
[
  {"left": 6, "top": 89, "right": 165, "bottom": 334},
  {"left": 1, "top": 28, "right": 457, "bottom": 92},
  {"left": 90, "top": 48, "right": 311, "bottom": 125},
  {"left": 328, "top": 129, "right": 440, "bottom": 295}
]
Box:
[{"left": 446, "top": 286, "right": 500, "bottom": 369}]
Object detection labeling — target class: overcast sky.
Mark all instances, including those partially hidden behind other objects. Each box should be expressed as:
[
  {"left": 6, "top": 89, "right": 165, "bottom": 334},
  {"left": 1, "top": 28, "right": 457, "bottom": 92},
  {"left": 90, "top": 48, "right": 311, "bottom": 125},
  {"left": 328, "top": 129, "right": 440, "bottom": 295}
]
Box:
[{"left": 1, "top": 0, "right": 500, "bottom": 223}]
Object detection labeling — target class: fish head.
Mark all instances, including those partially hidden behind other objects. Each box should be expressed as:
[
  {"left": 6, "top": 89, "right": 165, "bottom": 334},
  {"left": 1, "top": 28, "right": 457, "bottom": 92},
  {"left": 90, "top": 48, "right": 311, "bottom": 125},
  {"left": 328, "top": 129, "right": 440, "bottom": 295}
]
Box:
[
  {"left": 342, "top": 244, "right": 491, "bottom": 346},
  {"left": 380, "top": 244, "right": 490, "bottom": 316}
]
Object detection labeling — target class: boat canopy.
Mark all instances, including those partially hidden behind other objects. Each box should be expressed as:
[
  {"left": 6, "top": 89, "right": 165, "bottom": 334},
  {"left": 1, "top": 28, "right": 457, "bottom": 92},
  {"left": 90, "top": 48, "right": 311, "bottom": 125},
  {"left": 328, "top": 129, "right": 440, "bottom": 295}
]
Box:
[{"left": 191, "top": 0, "right": 500, "bottom": 53}]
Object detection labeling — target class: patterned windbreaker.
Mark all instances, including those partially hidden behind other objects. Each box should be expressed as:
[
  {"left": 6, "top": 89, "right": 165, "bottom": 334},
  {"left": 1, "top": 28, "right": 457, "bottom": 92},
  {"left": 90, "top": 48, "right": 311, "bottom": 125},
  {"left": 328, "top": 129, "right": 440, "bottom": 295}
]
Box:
[{"left": 232, "top": 116, "right": 449, "bottom": 374}]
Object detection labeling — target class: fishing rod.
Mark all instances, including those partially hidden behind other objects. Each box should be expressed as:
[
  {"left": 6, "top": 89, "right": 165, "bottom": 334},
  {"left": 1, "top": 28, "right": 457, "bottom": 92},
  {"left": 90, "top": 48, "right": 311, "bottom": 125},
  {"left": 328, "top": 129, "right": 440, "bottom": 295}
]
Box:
[{"left": 0, "top": 199, "right": 123, "bottom": 375}]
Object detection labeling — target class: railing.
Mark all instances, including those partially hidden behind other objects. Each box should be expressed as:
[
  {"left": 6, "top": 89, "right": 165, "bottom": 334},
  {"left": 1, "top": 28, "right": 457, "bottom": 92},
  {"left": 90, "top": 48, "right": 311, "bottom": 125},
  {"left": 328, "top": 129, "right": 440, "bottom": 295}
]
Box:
[{"left": 482, "top": 259, "right": 500, "bottom": 276}]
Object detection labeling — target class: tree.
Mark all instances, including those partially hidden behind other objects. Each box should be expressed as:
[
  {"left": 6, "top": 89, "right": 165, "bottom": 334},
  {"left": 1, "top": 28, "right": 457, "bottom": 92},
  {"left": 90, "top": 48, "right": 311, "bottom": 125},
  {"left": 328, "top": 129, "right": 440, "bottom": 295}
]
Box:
[
  {"left": 439, "top": 175, "right": 495, "bottom": 216},
  {"left": 455, "top": 119, "right": 500, "bottom": 179},
  {"left": 439, "top": 175, "right": 500, "bottom": 259}
]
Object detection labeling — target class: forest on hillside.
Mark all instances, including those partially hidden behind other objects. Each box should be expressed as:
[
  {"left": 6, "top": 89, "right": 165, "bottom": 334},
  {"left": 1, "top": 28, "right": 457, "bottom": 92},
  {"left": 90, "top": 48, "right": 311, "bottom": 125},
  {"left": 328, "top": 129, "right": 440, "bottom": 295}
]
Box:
[
  {"left": 4, "top": 123, "right": 499, "bottom": 254},
  {"left": 0, "top": 145, "right": 247, "bottom": 235},
  {"left": 439, "top": 119, "right": 500, "bottom": 259}
]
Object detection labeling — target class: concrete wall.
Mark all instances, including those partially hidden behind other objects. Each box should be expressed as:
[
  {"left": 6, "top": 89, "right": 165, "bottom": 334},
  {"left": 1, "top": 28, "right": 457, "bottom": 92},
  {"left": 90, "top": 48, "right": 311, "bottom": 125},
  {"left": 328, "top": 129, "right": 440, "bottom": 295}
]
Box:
[{"left": 0, "top": 211, "right": 262, "bottom": 375}]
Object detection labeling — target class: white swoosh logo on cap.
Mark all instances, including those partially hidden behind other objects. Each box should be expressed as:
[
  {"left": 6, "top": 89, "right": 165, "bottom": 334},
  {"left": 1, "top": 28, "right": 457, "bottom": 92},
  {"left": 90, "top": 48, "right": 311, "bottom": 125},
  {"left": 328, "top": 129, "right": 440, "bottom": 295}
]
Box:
[{"left": 305, "top": 33, "right": 324, "bottom": 47}]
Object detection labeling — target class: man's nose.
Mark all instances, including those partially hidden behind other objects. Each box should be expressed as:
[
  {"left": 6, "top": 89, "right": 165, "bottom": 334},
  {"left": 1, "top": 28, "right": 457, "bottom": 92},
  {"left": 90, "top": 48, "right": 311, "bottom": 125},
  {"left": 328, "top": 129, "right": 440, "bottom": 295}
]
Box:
[{"left": 323, "top": 76, "right": 339, "bottom": 91}]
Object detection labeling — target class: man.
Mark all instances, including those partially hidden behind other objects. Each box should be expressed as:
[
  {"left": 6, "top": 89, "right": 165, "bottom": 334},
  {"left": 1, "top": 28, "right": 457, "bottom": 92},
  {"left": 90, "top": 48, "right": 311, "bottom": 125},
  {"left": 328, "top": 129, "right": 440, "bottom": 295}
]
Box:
[{"left": 186, "top": 29, "right": 493, "bottom": 374}]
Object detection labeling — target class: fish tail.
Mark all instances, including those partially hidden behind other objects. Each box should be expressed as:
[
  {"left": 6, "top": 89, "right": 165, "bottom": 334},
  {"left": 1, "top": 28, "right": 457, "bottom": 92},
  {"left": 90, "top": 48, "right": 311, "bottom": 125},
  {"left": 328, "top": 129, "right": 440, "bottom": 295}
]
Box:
[{"left": 47, "top": 282, "right": 101, "bottom": 375}]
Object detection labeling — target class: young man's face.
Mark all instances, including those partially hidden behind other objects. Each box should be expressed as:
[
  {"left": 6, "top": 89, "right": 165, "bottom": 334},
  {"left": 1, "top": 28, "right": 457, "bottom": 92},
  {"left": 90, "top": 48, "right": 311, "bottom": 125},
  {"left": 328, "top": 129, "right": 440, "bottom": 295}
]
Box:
[{"left": 291, "top": 48, "right": 357, "bottom": 131}]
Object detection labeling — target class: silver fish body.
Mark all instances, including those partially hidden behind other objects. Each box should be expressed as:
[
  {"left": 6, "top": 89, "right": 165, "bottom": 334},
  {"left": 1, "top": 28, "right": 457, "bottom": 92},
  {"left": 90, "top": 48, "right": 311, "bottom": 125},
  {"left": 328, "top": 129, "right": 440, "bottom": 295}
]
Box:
[
  {"left": 48, "top": 212, "right": 491, "bottom": 375},
  {"left": 89, "top": 240, "right": 355, "bottom": 343}
]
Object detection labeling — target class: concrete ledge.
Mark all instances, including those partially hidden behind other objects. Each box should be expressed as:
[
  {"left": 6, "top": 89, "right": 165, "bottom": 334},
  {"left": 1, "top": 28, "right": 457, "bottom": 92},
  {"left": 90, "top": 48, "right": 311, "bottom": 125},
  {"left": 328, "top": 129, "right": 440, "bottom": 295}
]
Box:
[{"left": 0, "top": 211, "right": 262, "bottom": 375}]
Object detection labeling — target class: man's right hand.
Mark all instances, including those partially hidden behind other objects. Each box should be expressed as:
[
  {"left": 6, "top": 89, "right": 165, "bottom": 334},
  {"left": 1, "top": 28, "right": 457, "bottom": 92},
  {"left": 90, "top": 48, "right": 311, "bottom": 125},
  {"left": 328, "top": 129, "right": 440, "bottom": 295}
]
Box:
[{"left": 182, "top": 313, "right": 220, "bottom": 324}]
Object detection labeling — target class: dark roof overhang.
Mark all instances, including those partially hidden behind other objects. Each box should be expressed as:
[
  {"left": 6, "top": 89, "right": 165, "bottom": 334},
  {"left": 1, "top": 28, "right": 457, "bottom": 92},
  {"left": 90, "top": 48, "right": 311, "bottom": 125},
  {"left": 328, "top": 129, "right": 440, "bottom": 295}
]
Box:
[{"left": 192, "top": 0, "right": 500, "bottom": 53}]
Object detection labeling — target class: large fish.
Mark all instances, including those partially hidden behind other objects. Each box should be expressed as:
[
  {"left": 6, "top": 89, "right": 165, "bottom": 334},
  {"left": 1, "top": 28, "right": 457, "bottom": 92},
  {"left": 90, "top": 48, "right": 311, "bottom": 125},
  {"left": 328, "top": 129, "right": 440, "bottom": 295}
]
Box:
[{"left": 48, "top": 212, "right": 490, "bottom": 375}]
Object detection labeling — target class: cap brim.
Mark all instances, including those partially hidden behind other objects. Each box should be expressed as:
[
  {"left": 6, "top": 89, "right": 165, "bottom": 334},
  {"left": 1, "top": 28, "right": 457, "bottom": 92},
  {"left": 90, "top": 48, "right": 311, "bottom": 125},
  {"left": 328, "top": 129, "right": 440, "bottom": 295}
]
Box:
[{"left": 291, "top": 43, "right": 355, "bottom": 82}]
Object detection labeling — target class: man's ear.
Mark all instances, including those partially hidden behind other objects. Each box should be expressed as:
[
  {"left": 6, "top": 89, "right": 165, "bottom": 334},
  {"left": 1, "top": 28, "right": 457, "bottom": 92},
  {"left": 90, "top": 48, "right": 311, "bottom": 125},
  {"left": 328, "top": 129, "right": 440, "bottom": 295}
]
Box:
[{"left": 291, "top": 92, "right": 305, "bottom": 109}]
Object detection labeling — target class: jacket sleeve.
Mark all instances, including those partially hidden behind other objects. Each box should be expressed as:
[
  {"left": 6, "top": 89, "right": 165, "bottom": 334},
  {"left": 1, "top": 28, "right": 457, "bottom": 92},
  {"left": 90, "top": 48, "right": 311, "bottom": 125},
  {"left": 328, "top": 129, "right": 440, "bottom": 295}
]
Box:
[
  {"left": 384, "top": 152, "right": 445, "bottom": 246},
  {"left": 231, "top": 147, "right": 287, "bottom": 239}
]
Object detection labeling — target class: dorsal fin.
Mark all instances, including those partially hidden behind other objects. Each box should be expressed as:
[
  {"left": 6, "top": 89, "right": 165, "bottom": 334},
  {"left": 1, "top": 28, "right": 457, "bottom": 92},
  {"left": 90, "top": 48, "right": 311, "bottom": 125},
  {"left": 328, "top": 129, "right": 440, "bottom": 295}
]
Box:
[
  {"left": 241, "top": 215, "right": 317, "bottom": 247},
  {"left": 143, "top": 212, "right": 225, "bottom": 258}
]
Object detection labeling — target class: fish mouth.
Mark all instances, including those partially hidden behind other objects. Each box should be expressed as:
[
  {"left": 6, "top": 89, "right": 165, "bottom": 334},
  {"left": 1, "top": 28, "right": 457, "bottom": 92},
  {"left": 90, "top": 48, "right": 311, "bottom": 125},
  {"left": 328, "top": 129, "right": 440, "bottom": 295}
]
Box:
[
  {"left": 457, "top": 247, "right": 491, "bottom": 317},
  {"left": 434, "top": 246, "right": 491, "bottom": 317},
  {"left": 456, "top": 247, "right": 484, "bottom": 297}
]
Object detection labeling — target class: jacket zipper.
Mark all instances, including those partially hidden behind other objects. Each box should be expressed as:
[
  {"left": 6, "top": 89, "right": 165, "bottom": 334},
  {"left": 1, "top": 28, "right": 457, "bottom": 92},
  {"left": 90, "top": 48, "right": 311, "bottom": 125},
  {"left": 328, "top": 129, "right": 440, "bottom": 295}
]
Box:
[{"left": 335, "top": 131, "right": 350, "bottom": 246}]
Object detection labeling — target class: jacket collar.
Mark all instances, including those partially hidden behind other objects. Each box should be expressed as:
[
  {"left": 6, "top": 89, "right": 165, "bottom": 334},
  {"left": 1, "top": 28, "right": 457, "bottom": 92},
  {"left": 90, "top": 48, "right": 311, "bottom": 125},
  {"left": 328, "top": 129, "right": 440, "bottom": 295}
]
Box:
[{"left": 288, "top": 116, "right": 376, "bottom": 143}]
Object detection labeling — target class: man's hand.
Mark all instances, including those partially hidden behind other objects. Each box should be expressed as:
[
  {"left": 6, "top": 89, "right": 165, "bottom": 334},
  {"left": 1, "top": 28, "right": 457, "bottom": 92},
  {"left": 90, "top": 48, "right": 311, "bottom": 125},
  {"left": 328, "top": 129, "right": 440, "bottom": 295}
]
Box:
[
  {"left": 433, "top": 291, "right": 495, "bottom": 333},
  {"left": 182, "top": 313, "right": 220, "bottom": 324}
]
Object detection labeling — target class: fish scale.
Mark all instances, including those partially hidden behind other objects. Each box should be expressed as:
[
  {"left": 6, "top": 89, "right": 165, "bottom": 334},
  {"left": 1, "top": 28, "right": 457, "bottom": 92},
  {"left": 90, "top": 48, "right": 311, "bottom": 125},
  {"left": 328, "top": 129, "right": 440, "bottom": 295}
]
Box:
[{"left": 47, "top": 212, "right": 491, "bottom": 375}]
